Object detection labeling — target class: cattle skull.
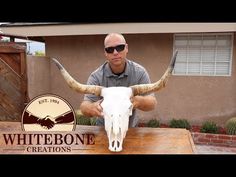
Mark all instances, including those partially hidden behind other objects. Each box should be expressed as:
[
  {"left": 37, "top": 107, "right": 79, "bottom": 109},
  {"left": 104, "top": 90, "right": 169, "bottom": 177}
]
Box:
[
  {"left": 51, "top": 50, "right": 178, "bottom": 152},
  {"left": 101, "top": 87, "right": 133, "bottom": 151}
]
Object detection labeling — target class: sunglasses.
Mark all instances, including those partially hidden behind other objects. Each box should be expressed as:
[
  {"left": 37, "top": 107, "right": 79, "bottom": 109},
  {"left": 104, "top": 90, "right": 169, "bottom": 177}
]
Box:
[{"left": 105, "top": 44, "right": 126, "bottom": 53}]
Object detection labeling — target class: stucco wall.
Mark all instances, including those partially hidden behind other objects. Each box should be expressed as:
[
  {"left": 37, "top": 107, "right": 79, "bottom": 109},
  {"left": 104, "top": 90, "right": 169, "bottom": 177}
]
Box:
[
  {"left": 27, "top": 33, "right": 236, "bottom": 126},
  {"left": 27, "top": 56, "right": 51, "bottom": 100}
]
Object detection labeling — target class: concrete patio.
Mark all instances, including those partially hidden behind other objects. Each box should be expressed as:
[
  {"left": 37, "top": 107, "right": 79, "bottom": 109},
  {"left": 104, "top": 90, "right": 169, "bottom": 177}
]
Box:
[{"left": 195, "top": 144, "right": 236, "bottom": 154}]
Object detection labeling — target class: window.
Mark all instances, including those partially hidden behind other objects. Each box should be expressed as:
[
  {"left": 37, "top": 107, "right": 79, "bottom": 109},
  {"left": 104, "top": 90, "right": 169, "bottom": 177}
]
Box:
[{"left": 173, "top": 33, "right": 233, "bottom": 76}]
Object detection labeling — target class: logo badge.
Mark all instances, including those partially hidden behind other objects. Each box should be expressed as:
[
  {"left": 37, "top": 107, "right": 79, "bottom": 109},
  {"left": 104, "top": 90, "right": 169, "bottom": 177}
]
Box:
[{"left": 22, "top": 94, "right": 76, "bottom": 131}]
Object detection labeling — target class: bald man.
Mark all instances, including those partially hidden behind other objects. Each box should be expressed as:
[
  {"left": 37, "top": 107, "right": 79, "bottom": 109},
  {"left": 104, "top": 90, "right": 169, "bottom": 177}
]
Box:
[{"left": 80, "top": 33, "right": 157, "bottom": 127}]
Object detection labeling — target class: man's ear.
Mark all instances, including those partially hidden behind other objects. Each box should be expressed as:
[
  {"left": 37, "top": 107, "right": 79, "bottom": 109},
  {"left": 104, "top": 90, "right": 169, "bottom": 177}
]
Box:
[
  {"left": 126, "top": 44, "right": 128, "bottom": 53},
  {"left": 104, "top": 49, "right": 108, "bottom": 57}
]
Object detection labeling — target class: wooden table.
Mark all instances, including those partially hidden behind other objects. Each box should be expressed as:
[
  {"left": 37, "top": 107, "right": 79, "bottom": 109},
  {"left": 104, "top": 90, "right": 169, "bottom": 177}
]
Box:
[{"left": 0, "top": 121, "right": 196, "bottom": 154}]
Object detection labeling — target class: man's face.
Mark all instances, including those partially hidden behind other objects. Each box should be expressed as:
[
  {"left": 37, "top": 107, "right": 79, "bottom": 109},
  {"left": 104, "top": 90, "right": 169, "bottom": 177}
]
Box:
[{"left": 104, "top": 35, "right": 128, "bottom": 68}]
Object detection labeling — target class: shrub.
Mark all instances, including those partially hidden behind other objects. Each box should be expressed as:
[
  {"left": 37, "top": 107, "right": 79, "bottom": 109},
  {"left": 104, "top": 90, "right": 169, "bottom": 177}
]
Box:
[
  {"left": 169, "top": 119, "right": 191, "bottom": 130},
  {"left": 147, "top": 119, "right": 160, "bottom": 128},
  {"left": 76, "top": 116, "right": 91, "bottom": 125},
  {"left": 200, "top": 121, "right": 219, "bottom": 134},
  {"left": 225, "top": 117, "right": 236, "bottom": 135},
  {"left": 90, "top": 117, "right": 97, "bottom": 126},
  {"left": 75, "top": 110, "right": 96, "bottom": 126},
  {"left": 34, "top": 51, "right": 45, "bottom": 56}
]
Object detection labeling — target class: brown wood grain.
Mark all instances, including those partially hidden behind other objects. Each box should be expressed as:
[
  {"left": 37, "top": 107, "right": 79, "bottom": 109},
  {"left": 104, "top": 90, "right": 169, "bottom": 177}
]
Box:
[
  {"left": 19, "top": 52, "right": 28, "bottom": 104},
  {"left": 0, "top": 43, "right": 27, "bottom": 121},
  {"left": 0, "top": 54, "right": 21, "bottom": 75},
  {"left": 0, "top": 59, "right": 21, "bottom": 90},
  {"left": 0, "top": 122, "right": 196, "bottom": 154},
  {"left": 0, "top": 65, "right": 22, "bottom": 106},
  {"left": 0, "top": 108, "right": 14, "bottom": 120},
  {"left": 0, "top": 43, "right": 26, "bottom": 53},
  {"left": 0, "top": 90, "right": 21, "bottom": 120}
]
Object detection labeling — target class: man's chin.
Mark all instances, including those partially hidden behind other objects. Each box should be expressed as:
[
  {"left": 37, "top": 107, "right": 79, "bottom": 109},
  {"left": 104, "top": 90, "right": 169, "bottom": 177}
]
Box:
[{"left": 112, "top": 58, "right": 123, "bottom": 65}]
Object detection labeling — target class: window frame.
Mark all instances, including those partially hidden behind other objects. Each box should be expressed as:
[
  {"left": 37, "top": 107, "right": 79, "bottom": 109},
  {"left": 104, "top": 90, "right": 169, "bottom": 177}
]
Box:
[{"left": 173, "top": 33, "right": 233, "bottom": 77}]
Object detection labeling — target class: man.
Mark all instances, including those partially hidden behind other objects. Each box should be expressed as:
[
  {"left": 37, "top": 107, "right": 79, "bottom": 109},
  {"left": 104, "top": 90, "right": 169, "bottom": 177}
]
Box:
[{"left": 80, "top": 33, "right": 157, "bottom": 127}]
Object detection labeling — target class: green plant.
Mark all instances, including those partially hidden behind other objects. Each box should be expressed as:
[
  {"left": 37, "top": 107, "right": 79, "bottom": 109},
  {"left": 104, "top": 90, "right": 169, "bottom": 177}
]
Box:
[
  {"left": 1, "top": 38, "right": 10, "bottom": 42},
  {"left": 75, "top": 110, "right": 96, "bottom": 125},
  {"left": 90, "top": 117, "right": 97, "bottom": 126},
  {"left": 225, "top": 117, "right": 236, "bottom": 135},
  {"left": 76, "top": 116, "right": 91, "bottom": 125},
  {"left": 147, "top": 119, "right": 160, "bottom": 128},
  {"left": 34, "top": 51, "right": 45, "bottom": 56},
  {"left": 169, "top": 119, "right": 191, "bottom": 130},
  {"left": 200, "top": 121, "right": 219, "bottom": 134}
]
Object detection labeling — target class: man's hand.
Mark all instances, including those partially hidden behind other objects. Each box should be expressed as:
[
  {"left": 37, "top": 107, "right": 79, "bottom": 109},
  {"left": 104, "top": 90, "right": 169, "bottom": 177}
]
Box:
[
  {"left": 130, "top": 96, "right": 140, "bottom": 109},
  {"left": 80, "top": 100, "right": 103, "bottom": 117},
  {"left": 92, "top": 100, "right": 103, "bottom": 117},
  {"left": 130, "top": 95, "right": 157, "bottom": 111}
]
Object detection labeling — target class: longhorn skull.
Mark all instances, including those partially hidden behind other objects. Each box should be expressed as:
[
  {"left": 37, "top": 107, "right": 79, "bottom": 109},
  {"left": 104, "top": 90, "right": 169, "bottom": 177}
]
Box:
[{"left": 51, "top": 50, "right": 178, "bottom": 152}]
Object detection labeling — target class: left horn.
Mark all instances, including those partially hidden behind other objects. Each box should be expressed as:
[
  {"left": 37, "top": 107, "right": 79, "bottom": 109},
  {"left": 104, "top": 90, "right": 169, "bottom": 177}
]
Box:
[
  {"left": 51, "top": 58, "right": 103, "bottom": 96},
  {"left": 131, "top": 50, "right": 178, "bottom": 96}
]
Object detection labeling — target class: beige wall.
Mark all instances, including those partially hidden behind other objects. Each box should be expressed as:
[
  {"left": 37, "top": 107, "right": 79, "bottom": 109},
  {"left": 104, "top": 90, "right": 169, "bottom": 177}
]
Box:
[
  {"left": 27, "top": 56, "right": 51, "bottom": 99},
  {"left": 27, "top": 33, "right": 236, "bottom": 126},
  {"left": 46, "top": 35, "right": 106, "bottom": 111}
]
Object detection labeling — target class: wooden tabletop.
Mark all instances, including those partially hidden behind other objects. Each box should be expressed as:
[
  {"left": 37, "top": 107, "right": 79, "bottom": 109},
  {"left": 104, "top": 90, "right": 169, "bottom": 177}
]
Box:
[{"left": 0, "top": 121, "right": 196, "bottom": 154}]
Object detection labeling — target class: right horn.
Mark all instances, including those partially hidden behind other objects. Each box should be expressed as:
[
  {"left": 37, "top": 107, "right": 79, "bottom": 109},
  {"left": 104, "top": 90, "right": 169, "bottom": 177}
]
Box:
[
  {"left": 51, "top": 58, "right": 103, "bottom": 96},
  {"left": 131, "top": 50, "right": 178, "bottom": 96}
]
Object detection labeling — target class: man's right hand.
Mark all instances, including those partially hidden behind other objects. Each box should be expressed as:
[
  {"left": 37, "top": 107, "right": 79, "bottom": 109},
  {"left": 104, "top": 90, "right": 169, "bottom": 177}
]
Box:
[{"left": 80, "top": 100, "right": 103, "bottom": 117}]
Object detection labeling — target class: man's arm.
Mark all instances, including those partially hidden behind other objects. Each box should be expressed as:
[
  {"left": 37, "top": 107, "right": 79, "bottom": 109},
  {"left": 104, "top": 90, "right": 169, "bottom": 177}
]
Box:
[
  {"left": 80, "top": 100, "right": 103, "bottom": 117},
  {"left": 131, "top": 95, "right": 157, "bottom": 111},
  {"left": 80, "top": 70, "right": 104, "bottom": 118},
  {"left": 131, "top": 65, "right": 157, "bottom": 111}
]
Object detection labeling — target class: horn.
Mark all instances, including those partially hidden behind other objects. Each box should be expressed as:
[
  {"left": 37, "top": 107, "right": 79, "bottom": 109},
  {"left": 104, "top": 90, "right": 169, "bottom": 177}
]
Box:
[
  {"left": 131, "top": 50, "right": 178, "bottom": 96},
  {"left": 51, "top": 58, "right": 102, "bottom": 96}
]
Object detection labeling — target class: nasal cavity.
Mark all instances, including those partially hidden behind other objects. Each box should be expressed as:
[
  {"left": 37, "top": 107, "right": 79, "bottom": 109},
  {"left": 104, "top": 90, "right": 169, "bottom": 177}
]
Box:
[{"left": 112, "top": 140, "right": 120, "bottom": 148}]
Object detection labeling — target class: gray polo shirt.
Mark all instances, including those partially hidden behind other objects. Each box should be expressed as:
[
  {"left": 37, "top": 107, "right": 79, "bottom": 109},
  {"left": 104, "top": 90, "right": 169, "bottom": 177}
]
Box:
[{"left": 84, "top": 59, "right": 154, "bottom": 127}]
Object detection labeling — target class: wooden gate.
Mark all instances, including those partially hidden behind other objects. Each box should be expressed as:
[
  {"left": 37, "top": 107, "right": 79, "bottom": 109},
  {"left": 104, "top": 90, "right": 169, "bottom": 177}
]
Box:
[{"left": 0, "top": 42, "right": 28, "bottom": 121}]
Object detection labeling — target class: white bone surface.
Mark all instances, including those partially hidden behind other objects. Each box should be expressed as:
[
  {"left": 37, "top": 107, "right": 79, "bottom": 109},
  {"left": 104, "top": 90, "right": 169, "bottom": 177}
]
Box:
[{"left": 101, "top": 87, "right": 133, "bottom": 152}]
